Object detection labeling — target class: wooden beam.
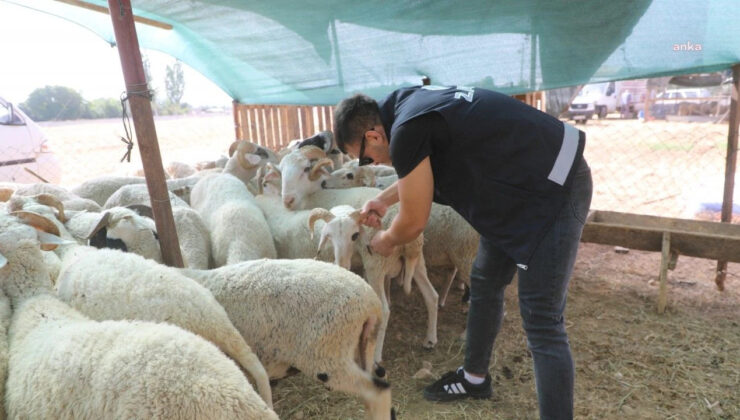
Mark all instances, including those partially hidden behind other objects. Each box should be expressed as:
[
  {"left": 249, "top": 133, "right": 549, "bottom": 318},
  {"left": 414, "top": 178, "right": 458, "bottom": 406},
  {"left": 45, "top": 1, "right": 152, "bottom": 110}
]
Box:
[
  {"left": 56, "top": 0, "right": 173, "bottom": 30},
  {"left": 716, "top": 63, "right": 740, "bottom": 291},
  {"left": 107, "top": 0, "right": 183, "bottom": 268}
]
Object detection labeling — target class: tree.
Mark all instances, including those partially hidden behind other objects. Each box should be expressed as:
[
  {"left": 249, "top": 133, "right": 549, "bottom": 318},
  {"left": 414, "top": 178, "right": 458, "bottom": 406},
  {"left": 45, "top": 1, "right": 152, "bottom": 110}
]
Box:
[
  {"left": 142, "top": 53, "right": 157, "bottom": 102},
  {"left": 85, "top": 98, "right": 122, "bottom": 119},
  {"left": 165, "top": 59, "right": 185, "bottom": 105},
  {"left": 20, "top": 85, "right": 86, "bottom": 121}
]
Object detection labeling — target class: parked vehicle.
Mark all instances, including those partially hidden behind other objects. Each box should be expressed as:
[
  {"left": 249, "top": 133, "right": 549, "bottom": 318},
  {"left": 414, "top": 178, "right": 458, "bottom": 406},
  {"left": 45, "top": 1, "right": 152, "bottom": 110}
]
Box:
[
  {"left": 568, "top": 82, "right": 616, "bottom": 123},
  {"left": 649, "top": 88, "right": 714, "bottom": 119},
  {"left": 567, "top": 80, "right": 648, "bottom": 123},
  {"left": 0, "top": 96, "right": 62, "bottom": 183}
]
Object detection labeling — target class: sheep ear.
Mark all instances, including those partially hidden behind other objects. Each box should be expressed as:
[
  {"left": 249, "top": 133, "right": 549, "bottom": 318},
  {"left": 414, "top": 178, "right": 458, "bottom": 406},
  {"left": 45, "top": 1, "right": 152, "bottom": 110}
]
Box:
[
  {"left": 316, "top": 230, "right": 329, "bottom": 258},
  {"left": 85, "top": 212, "right": 111, "bottom": 240},
  {"left": 36, "top": 230, "right": 73, "bottom": 251},
  {"left": 0, "top": 188, "right": 13, "bottom": 202}
]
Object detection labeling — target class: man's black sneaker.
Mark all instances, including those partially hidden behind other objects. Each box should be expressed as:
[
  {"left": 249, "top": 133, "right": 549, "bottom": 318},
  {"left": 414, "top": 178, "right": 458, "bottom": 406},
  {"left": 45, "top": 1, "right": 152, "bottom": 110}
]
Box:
[{"left": 423, "top": 367, "right": 492, "bottom": 402}]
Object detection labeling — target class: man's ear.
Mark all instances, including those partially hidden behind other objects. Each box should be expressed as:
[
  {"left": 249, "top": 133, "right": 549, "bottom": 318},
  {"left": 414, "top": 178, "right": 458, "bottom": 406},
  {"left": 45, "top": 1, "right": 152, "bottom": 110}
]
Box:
[{"left": 365, "top": 128, "right": 385, "bottom": 146}]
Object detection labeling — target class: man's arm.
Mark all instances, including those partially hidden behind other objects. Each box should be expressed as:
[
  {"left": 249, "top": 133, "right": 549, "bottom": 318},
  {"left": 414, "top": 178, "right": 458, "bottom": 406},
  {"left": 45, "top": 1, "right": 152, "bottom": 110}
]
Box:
[{"left": 379, "top": 157, "right": 434, "bottom": 246}]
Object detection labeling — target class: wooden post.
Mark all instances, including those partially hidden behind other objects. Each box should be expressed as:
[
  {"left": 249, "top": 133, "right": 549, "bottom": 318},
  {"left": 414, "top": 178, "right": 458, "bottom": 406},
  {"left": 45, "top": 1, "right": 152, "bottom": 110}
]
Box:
[
  {"left": 107, "top": 0, "right": 183, "bottom": 268},
  {"left": 716, "top": 63, "right": 740, "bottom": 291},
  {"left": 657, "top": 231, "right": 671, "bottom": 314},
  {"left": 232, "top": 100, "right": 242, "bottom": 140}
]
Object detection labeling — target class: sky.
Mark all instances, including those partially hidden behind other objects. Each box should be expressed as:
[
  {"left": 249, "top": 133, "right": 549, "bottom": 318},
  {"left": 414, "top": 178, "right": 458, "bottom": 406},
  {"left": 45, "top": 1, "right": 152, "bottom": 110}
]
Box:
[{"left": 0, "top": 1, "right": 232, "bottom": 107}]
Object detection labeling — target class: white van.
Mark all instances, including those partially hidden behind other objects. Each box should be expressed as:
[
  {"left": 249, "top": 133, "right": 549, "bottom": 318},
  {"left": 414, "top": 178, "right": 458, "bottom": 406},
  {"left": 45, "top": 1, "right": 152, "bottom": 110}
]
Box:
[
  {"left": 568, "top": 80, "right": 648, "bottom": 123},
  {"left": 568, "top": 82, "right": 617, "bottom": 123},
  {"left": 0, "top": 97, "right": 62, "bottom": 184}
]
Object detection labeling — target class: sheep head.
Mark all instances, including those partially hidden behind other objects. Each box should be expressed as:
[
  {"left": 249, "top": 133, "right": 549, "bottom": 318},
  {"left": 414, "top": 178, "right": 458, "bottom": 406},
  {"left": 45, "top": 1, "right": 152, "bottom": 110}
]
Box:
[
  {"left": 279, "top": 145, "right": 334, "bottom": 209},
  {"left": 314, "top": 206, "right": 363, "bottom": 270}
]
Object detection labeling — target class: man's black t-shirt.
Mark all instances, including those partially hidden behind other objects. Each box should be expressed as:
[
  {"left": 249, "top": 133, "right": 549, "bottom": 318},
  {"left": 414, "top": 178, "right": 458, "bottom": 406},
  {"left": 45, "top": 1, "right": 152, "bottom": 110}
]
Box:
[
  {"left": 389, "top": 112, "right": 453, "bottom": 205},
  {"left": 378, "top": 85, "right": 586, "bottom": 265}
]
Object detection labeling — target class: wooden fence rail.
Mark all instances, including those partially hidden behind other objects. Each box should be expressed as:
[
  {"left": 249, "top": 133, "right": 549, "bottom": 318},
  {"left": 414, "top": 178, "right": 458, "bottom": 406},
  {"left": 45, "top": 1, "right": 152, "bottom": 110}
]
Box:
[{"left": 233, "top": 103, "right": 334, "bottom": 151}]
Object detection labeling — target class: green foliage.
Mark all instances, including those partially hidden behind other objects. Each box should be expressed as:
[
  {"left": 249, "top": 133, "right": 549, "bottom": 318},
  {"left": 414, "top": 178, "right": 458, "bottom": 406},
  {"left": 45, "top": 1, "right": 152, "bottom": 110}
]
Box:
[
  {"left": 165, "top": 60, "right": 185, "bottom": 105},
  {"left": 20, "top": 85, "right": 86, "bottom": 121},
  {"left": 85, "top": 98, "right": 122, "bottom": 119},
  {"left": 156, "top": 100, "right": 191, "bottom": 116}
]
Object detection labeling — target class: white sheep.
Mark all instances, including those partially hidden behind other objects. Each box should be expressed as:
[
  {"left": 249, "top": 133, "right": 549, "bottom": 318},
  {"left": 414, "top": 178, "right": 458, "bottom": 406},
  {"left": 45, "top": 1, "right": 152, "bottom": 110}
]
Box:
[
  {"left": 70, "top": 175, "right": 147, "bottom": 206},
  {"left": 0, "top": 212, "right": 277, "bottom": 419},
  {"left": 103, "top": 183, "right": 189, "bottom": 209},
  {"left": 190, "top": 173, "right": 277, "bottom": 266},
  {"left": 178, "top": 258, "right": 395, "bottom": 420},
  {"left": 7, "top": 202, "right": 271, "bottom": 405},
  {"left": 166, "top": 160, "right": 198, "bottom": 178},
  {"left": 64, "top": 206, "right": 162, "bottom": 263},
  {"left": 12, "top": 182, "right": 103, "bottom": 212},
  {"left": 278, "top": 153, "right": 479, "bottom": 308},
  {"left": 309, "top": 205, "right": 439, "bottom": 363},
  {"left": 324, "top": 166, "right": 398, "bottom": 190},
  {"left": 195, "top": 155, "right": 229, "bottom": 171},
  {"left": 100, "top": 185, "right": 210, "bottom": 269},
  {"left": 343, "top": 159, "right": 398, "bottom": 176},
  {"left": 223, "top": 139, "right": 279, "bottom": 187},
  {"left": 55, "top": 246, "right": 273, "bottom": 406}
]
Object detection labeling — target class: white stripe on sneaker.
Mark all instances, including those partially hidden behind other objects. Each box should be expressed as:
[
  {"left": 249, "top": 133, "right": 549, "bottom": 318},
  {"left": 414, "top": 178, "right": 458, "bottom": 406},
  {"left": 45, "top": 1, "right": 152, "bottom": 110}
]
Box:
[{"left": 444, "top": 383, "right": 466, "bottom": 394}]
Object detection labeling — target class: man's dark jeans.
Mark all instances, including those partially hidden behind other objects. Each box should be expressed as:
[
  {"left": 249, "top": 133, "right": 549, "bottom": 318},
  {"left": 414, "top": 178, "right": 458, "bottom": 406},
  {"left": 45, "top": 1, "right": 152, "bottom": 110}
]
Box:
[{"left": 464, "top": 158, "right": 592, "bottom": 420}]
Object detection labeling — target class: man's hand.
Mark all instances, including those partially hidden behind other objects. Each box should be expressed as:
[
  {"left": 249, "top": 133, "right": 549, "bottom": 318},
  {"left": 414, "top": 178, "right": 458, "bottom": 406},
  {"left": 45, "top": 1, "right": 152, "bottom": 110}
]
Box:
[
  {"left": 370, "top": 230, "right": 395, "bottom": 257},
  {"left": 360, "top": 199, "right": 387, "bottom": 229}
]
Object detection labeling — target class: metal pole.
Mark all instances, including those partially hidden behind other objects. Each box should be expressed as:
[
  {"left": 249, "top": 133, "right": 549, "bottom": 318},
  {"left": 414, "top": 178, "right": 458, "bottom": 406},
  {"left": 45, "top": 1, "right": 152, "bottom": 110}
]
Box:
[
  {"left": 107, "top": 0, "right": 183, "bottom": 268},
  {"left": 715, "top": 64, "right": 740, "bottom": 291}
]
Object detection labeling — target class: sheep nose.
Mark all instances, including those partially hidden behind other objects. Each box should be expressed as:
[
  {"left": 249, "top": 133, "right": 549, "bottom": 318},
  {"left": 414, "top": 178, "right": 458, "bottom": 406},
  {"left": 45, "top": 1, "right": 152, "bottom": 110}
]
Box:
[
  {"left": 283, "top": 196, "right": 295, "bottom": 208},
  {"left": 321, "top": 180, "right": 327, "bottom": 189}
]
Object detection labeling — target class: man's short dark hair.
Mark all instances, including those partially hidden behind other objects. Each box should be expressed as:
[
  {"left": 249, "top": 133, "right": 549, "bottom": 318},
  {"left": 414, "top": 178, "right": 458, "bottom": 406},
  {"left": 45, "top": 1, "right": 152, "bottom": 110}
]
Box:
[{"left": 333, "top": 93, "right": 381, "bottom": 154}]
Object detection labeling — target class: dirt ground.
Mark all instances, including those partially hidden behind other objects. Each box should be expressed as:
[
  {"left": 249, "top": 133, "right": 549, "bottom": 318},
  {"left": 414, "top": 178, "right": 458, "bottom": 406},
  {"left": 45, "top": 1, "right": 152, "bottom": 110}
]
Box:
[
  {"left": 270, "top": 243, "right": 739, "bottom": 420},
  {"left": 39, "top": 115, "right": 740, "bottom": 419}
]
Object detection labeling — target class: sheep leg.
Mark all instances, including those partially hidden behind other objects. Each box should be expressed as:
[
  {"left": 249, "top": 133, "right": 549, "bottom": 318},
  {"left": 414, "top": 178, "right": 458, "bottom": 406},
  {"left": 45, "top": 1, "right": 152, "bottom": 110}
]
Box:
[
  {"left": 366, "top": 266, "right": 390, "bottom": 364},
  {"left": 357, "top": 315, "right": 379, "bottom": 374},
  {"left": 412, "top": 261, "right": 439, "bottom": 350},
  {"left": 232, "top": 345, "right": 273, "bottom": 408},
  {"left": 438, "top": 267, "right": 458, "bottom": 308},
  {"left": 324, "top": 362, "right": 393, "bottom": 420}
]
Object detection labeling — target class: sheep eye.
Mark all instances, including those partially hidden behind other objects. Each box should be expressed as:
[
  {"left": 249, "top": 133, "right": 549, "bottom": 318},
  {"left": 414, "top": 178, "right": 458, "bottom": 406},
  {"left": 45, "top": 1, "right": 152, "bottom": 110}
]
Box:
[
  {"left": 346, "top": 173, "right": 354, "bottom": 180},
  {"left": 303, "top": 167, "right": 310, "bottom": 173},
  {"left": 152, "top": 231, "right": 159, "bottom": 241},
  {"left": 351, "top": 232, "right": 359, "bottom": 241},
  {"left": 329, "top": 149, "right": 340, "bottom": 155}
]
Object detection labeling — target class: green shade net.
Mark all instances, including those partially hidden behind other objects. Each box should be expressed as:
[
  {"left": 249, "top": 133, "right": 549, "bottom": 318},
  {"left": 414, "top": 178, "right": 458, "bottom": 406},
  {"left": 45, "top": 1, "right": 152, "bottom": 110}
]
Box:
[{"left": 6, "top": 0, "right": 740, "bottom": 105}]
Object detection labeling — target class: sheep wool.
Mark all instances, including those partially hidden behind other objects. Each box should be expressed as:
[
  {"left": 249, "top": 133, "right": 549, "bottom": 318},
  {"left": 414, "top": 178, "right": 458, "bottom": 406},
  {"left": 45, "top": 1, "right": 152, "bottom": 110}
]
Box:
[
  {"left": 0, "top": 219, "right": 277, "bottom": 419},
  {"left": 180, "top": 258, "right": 395, "bottom": 420}
]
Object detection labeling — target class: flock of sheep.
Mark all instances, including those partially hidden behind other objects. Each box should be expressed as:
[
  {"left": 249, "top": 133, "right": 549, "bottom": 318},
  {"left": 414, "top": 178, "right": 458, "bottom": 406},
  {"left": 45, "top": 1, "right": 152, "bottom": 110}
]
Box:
[{"left": 0, "top": 130, "right": 480, "bottom": 419}]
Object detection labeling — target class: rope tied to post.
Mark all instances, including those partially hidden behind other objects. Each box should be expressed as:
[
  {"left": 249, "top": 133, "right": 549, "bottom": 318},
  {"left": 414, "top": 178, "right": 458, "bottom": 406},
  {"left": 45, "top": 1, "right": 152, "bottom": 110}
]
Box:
[{"left": 118, "top": 83, "right": 155, "bottom": 162}]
